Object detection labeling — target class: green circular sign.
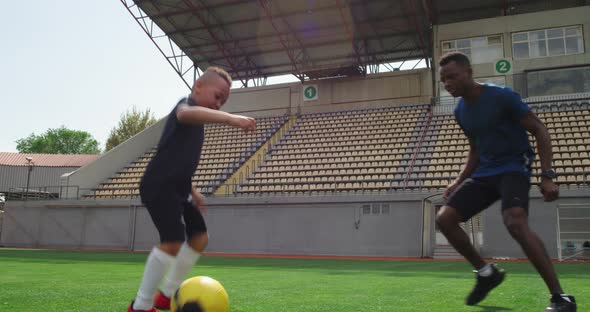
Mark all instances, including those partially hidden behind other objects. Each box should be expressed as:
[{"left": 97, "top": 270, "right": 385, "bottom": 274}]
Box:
[
  {"left": 495, "top": 59, "right": 511, "bottom": 74},
  {"left": 304, "top": 85, "right": 317, "bottom": 100}
]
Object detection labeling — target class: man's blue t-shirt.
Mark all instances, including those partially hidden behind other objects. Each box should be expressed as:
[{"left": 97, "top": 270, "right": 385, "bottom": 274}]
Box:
[{"left": 454, "top": 84, "right": 534, "bottom": 177}]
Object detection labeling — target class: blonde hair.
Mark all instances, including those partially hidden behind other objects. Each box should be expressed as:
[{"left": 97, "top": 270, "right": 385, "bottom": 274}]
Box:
[{"left": 202, "top": 66, "right": 232, "bottom": 87}]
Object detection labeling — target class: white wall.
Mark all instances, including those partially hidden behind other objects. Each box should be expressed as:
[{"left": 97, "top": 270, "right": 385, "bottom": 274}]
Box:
[
  {"left": 0, "top": 166, "right": 80, "bottom": 193},
  {"left": 4, "top": 189, "right": 590, "bottom": 258},
  {"left": 0, "top": 194, "right": 426, "bottom": 256},
  {"left": 434, "top": 6, "right": 590, "bottom": 95},
  {"left": 61, "top": 118, "right": 166, "bottom": 198},
  {"left": 299, "top": 69, "right": 432, "bottom": 114},
  {"left": 222, "top": 84, "right": 293, "bottom": 115},
  {"left": 224, "top": 69, "right": 432, "bottom": 115}
]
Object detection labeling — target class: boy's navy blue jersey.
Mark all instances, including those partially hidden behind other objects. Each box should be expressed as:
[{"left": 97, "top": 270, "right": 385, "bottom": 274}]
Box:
[
  {"left": 454, "top": 84, "right": 535, "bottom": 178},
  {"left": 141, "top": 97, "right": 204, "bottom": 199}
]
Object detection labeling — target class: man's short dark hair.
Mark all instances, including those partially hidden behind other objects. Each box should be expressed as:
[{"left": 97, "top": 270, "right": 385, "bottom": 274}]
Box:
[{"left": 439, "top": 51, "right": 471, "bottom": 67}]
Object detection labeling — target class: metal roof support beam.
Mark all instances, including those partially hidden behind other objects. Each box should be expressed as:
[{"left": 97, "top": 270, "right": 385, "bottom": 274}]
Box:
[
  {"left": 360, "top": 0, "right": 412, "bottom": 74},
  {"left": 186, "top": 21, "right": 413, "bottom": 54},
  {"left": 412, "top": 59, "right": 424, "bottom": 70},
  {"left": 364, "top": 39, "right": 381, "bottom": 74},
  {"left": 230, "top": 47, "right": 422, "bottom": 73},
  {"left": 164, "top": 0, "right": 538, "bottom": 36},
  {"left": 359, "top": 3, "right": 387, "bottom": 73},
  {"left": 181, "top": 0, "right": 265, "bottom": 87},
  {"left": 421, "top": 0, "right": 437, "bottom": 95},
  {"left": 367, "top": 37, "right": 410, "bottom": 74},
  {"left": 335, "top": 0, "right": 366, "bottom": 74},
  {"left": 257, "top": 0, "right": 306, "bottom": 74},
  {"left": 500, "top": 0, "right": 509, "bottom": 15},
  {"left": 391, "top": 44, "right": 425, "bottom": 71},
  {"left": 405, "top": 0, "right": 431, "bottom": 64},
  {"left": 147, "top": 0, "right": 394, "bottom": 24},
  {"left": 245, "top": 76, "right": 268, "bottom": 87},
  {"left": 238, "top": 56, "right": 423, "bottom": 77},
  {"left": 421, "top": 0, "right": 438, "bottom": 25},
  {"left": 255, "top": 2, "right": 314, "bottom": 72},
  {"left": 194, "top": 31, "right": 416, "bottom": 61},
  {"left": 123, "top": 0, "right": 261, "bottom": 87},
  {"left": 434, "top": 0, "right": 540, "bottom": 20},
  {"left": 120, "top": 0, "right": 202, "bottom": 89},
  {"left": 166, "top": 10, "right": 412, "bottom": 37},
  {"left": 144, "top": 0, "right": 246, "bottom": 19}
]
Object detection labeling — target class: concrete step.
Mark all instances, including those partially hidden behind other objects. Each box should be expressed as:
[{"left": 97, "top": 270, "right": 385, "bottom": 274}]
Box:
[{"left": 433, "top": 245, "right": 463, "bottom": 259}]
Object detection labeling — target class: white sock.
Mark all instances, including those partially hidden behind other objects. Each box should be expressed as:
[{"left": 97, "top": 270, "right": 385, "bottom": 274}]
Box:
[
  {"left": 161, "top": 242, "right": 201, "bottom": 298},
  {"left": 133, "top": 247, "right": 175, "bottom": 310},
  {"left": 478, "top": 264, "right": 493, "bottom": 277}
]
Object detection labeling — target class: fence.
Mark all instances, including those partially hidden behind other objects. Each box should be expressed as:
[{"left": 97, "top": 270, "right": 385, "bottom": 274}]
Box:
[{"left": 557, "top": 203, "right": 590, "bottom": 261}]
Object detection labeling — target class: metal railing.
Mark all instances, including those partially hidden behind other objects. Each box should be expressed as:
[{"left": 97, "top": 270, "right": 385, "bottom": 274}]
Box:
[
  {"left": 4, "top": 176, "right": 588, "bottom": 201},
  {"left": 211, "top": 175, "right": 589, "bottom": 198},
  {"left": 220, "top": 117, "right": 294, "bottom": 194},
  {"left": 557, "top": 203, "right": 590, "bottom": 261},
  {"left": 432, "top": 92, "right": 590, "bottom": 116},
  {"left": 6, "top": 185, "right": 80, "bottom": 201},
  {"left": 402, "top": 110, "right": 433, "bottom": 190},
  {"left": 213, "top": 181, "right": 432, "bottom": 197}
]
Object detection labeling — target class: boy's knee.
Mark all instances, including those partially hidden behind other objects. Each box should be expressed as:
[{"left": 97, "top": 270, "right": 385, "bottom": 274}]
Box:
[
  {"left": 159, "top": 241, "right": 183, "bottom": 256},
  {"left": 188, "top": 232, "right": 209, "bottom": 253}
]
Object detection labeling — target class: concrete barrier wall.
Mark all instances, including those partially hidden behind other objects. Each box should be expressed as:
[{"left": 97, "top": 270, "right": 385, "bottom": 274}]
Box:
[{"left": 3, "top": 189, "right": 588, "bottom": 259}]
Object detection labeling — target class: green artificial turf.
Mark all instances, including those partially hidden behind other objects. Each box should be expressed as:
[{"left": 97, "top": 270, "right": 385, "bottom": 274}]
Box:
[{"left": 0, "top": 249, "right": 587, "bottom": 311}]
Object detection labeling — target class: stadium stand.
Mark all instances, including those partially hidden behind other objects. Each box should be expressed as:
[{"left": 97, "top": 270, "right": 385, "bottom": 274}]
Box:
[
  {"left": 531, "top": 101, "right": 590, "bottom": 187},
  {"left": 83, "top": 98, "right": 589, "bottom": 199},
  {"left": 238, "top": 104, "right": 430, "bottom": 195},
  {"left": 411, "top": 100, "right": 590, "bottom": 190},
  {"left": 86, "top": 115, "right": 288, "bottom": 199}
]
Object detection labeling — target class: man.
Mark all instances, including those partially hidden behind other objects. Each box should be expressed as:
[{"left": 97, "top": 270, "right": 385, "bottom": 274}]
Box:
[{"left": 436, "top": 52, "right": 576, "bottom": 311}]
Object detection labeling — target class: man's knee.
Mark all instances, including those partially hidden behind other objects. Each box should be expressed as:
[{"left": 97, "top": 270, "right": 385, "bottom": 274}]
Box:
[
  {"left": 503, "top": 207, "right": 529, "bottom": 240},
  {"left": 436, "top": 206, "right": 462, "bottom": 230}
]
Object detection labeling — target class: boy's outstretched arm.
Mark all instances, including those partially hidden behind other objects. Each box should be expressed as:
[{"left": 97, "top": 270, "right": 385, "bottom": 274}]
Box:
[{"left": 176, "top": 104, "right": 256, "bottom": 132}]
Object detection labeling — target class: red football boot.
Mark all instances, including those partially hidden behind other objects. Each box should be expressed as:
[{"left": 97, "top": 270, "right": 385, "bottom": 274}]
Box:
[
  {"left": 127, "top": 300, "right": 158, "bottom": 312},
  {"left": 153, "top": 291, "right": 171, "bottom": 310}
]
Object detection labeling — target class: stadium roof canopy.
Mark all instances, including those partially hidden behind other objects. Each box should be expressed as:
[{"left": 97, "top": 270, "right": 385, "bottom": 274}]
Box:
[{"left": 121, "top": 0, "right": 586, "bottom": 87}]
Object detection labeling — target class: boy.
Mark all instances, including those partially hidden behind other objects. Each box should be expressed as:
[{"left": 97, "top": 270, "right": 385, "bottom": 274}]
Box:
[{"left": 128, "top": 67, "right": 256, "bottom": 312}]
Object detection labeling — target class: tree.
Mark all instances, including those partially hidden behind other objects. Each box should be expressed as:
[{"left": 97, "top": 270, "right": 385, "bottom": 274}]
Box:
[
  {"left": 16, "top": 127, "right": 100, "bottom": 154},
  {"left": 105, "top": 107, "right": 157, "bottom": 151}
]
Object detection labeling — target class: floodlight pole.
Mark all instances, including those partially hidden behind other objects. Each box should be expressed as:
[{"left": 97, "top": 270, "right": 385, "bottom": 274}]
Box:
[{"left": 25, "top": 157, "right": 34, "bottom": 201}]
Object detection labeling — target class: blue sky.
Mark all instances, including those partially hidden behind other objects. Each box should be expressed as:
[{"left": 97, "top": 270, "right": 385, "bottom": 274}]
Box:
[
  {"left": 0, "top": 1, "right": 188, "bottom": 152},
  {"left": 0, "top": 2, "right": 425, "bottom": 153}
]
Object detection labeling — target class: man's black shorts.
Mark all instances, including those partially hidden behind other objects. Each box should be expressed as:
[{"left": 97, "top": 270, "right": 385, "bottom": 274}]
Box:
[
  {"left": 140, "top": 185, "right": 207, "bottom": 243},
  {"left": 446, "top": 172, "right": 531, "bottom": 222}
]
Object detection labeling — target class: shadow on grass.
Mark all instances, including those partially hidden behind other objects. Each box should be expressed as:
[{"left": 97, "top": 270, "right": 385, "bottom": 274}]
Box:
[
  {"left": 0, "top": 249, "right": 588, "bottom": 278},
  {"left": 476, "top": 305, "right": 513, "bottom": 311},
  {"left": 0, "top": 248, "right": 461, "bottom": 269},
  {"left": 0, "top": 248, "right": 146, "bottom": 264},
  {"left": 0, "top": 249, "right": 476, "bottom": 279}
]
